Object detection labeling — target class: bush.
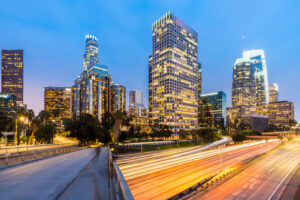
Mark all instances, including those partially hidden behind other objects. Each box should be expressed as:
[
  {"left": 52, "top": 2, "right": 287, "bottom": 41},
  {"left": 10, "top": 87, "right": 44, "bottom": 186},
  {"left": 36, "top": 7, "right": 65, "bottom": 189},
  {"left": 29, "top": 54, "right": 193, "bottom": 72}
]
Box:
[{"left": 232, "top": 133, "right": 246, "bottom": 143}]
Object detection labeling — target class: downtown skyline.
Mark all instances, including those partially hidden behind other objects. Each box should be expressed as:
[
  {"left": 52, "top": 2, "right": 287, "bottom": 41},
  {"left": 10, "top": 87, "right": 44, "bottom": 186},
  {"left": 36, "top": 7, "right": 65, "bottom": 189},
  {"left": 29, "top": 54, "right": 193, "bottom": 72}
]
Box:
[{"left": 0, "top": 0, "right": 299, "bottom": 122}]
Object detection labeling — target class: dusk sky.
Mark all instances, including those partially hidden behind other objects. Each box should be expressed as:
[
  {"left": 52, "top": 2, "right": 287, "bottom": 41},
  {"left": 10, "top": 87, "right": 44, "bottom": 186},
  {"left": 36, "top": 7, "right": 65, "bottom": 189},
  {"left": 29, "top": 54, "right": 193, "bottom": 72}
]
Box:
[{"left": 0, "top": 0, "right": 299, "bottom": 122}]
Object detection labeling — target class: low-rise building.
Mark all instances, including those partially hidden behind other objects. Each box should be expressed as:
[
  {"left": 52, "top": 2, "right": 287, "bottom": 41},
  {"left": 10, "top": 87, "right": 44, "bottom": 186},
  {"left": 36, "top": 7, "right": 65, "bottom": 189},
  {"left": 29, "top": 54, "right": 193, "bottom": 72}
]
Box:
[
  {"left": 256, "top": 101, "right": 294, "bottom": 129},
  {"left": 241, "top": 114, "right": 269, "bottom": 133},
  {"left": 0, "top": 93, "right": 16, "bottom": 117}
]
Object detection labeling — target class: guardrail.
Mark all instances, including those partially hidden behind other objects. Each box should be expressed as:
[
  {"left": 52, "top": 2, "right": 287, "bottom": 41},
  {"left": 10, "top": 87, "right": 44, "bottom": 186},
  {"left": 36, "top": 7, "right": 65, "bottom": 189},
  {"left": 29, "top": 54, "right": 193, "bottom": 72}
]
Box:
[
  {"left": 108, "top": 147, "right": 134, "bottom": 200},
  {"left": 0, "top": 145, "right": 86, "bottom": 168},
  {"left": 0, "top": 143, "right": 76, "bottom": 155}
]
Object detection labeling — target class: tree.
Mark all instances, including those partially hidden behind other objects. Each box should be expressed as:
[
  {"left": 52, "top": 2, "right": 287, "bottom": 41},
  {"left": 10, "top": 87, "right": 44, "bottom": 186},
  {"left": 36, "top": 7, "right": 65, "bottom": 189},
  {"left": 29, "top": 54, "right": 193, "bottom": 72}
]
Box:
[
  {"left": 232, "top": 133, "right": 246, "bottom": 143},
  {"left": 0, "top": 110, "right": 14, "bottom": 137},
  {"left": 35, "top": 123, "right": 55, "bottom": 144},
  {"left": 52, "top": 109, "right": 60, "bottom": 120},
  {"left": 38, "top": 110, "right": 50, "bottom": 125},
  {"left": 65, "top": 114, "right": 100, "bottom": 145},
  {"left": 112, "top": 111, "right": 131, "bottom": 144}
]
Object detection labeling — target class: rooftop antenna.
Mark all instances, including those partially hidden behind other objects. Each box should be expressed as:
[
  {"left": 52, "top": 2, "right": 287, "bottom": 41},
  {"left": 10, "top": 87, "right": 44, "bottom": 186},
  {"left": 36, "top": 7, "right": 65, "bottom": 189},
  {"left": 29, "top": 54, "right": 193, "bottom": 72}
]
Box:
[{"left": 242, "top": 35, "right": 246, "bottom": 53}]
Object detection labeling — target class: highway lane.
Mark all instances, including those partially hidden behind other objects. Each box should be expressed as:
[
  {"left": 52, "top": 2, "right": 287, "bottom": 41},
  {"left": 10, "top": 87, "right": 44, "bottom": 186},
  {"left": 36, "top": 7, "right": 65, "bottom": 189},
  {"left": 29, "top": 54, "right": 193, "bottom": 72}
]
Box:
[
  {"left": 0, "top": 148, "right": 95, "bottom": 200},
  {"left": 124, "top": 140, "right": 279, "bottom": 200},
  {"left": 117, "top": 137, "right": 230, "bottom": 166},
  {"left": 200, "top": 140, "right": 300, "bottom": 200},
  {"left": 120, "top": 140, "right": 277, "bottom": 180}
]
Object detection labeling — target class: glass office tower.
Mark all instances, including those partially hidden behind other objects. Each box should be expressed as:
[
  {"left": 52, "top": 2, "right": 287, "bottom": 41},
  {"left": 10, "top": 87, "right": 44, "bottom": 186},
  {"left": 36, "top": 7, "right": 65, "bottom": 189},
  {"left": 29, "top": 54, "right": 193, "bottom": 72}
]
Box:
[
  {"left": 129, "top": 90, "right": 143, "bottom": 107},
  {"left": 72, "top": 35, "right": 112, "bottom": 120},
  {"left": 199, "top": 91, "right": 227, "bottom": 128},
  {"left": 149, "top": 12, "right": 199, "bottom": 133},
  {"left": 1, "top": 50, "right": 23, "bottom": 104},
  {"left": 111, "top": 84, "right": 126, "bottom": 112},
  {"left": 231, "top": 57, "right": 256, "bottom": 120},
  {"left": 243, "top": 49, "right": 269, "bottom": 105}
]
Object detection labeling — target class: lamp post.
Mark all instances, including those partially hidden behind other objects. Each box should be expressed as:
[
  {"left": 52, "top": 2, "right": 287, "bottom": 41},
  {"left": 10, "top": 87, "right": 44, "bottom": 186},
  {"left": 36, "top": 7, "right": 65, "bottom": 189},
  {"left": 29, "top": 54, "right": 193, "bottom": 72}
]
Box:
[{"left": 15, "top": 116, "right": 25, "bottom": 146}]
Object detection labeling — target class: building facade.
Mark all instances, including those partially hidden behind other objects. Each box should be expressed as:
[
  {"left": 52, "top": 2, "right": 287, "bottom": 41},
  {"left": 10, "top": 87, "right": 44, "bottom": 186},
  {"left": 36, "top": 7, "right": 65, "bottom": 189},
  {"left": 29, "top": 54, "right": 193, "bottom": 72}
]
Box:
[
  {"left": 129, "top": 90, "right": 143, "bottom": 107},
  {"left": 149, "top": 12, "right": 200, "bottom": 133},
  {"left": 199, "top": 91, "right": 227, "bottom": 129},
  {"left": 269, "top": 83, "right": 279, "bottom": 103},
  {"left": 111, "top": 84, "right": 126, "bottom": 112},
  {"left": 1, "top": 50, "right": 24, "bottom": 104},
  {"left": 72, "top": 35, "right": 112, "bottom": 120},
  {"left": 231, "top": 57, "right": 256, "bottom": 122},
  {"left": 256, "top": 101, "right": 294, "bottom": 129},
  {"left": 241, "top": 114, "right": 269, "bottom": 133},
  {"left": 243, "top": 49, "right": 269, "bottom": 106},
  {"left": 0, "top": 93, "right": 16, "bottom": 117},
  {"left": 44, "top": 87, "right": 71, "bottom": 120}
]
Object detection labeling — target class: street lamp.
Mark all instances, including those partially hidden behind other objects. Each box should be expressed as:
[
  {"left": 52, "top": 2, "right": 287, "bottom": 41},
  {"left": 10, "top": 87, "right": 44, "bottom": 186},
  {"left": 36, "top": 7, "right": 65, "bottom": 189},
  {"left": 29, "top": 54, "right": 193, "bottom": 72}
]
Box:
[{"left": 15, "top": 116, "right": 25, "bottom": 145}]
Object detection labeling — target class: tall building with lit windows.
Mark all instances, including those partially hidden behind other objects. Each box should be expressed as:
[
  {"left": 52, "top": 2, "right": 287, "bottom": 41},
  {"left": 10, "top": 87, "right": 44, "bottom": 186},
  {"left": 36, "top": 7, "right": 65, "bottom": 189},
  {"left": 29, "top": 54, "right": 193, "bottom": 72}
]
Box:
[
  {"left": 44, "top": 87, "right": 71, "bottom": 120},
  {"left": 1, "top": 50, "right": 23, "bottom": 104},
  {"left": 149, "top": 12, "right": 199, "bottom": 133},
  {"left": 72, "top": 35, "right": 112, "bottom": 120},
  {"left": 243, "top": 49, "right": 269, "bottom": 106},
  {"left": 111, "top": 84, "right": 126, "bottom": 112},
  {"left": 269, "top": 83, "right": 279, "bottom": 103},
  {"left": 230, "top": 57, "right": 256, "bottom": 122}
]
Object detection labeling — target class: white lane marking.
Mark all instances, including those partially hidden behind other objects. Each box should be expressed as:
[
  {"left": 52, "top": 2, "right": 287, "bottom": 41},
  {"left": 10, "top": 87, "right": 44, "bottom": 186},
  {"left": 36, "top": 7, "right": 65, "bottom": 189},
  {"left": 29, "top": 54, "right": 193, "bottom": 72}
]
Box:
[
  {"left": 249, "top": 182, "right": 257, "bottom": 189},
  {"left": 268, "top": 161, "right": 300, "bottom": 200}
]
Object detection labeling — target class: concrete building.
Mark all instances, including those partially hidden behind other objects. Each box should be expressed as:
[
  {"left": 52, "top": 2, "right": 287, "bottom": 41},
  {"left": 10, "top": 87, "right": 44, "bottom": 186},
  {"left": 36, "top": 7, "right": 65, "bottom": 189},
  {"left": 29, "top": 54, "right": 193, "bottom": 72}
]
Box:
[
  {"left": 129, "top": 90, "right": 143, "bottom": 107},
  {"left": 269, "top": 83, "right": 279, "bottom": 103},
  {"left": 44, "top": 87, "right": 71, "bottom": 120},
  {"left": 256, "top": 101, "right": 294, "bottom": 129},
  {"left": 149, "top": 12, "right": 200, "bottom": 133},
  {"left": 241, "top": 114, "right": 269, "bottom": 133},
  {"left": 1, "top": 50, "right": 24, "bottom": 104}
]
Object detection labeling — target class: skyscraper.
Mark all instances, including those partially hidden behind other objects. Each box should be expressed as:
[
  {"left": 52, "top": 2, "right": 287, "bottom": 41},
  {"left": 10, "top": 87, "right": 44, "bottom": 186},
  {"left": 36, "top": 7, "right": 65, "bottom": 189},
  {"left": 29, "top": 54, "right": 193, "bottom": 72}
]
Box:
[
  {"left": 269, "top": 83, "right": 279, "bottom": 103},
  {"left": 83, "top": 35, "right": 100, "bottom": 71},
  {"left": 149, "top": 12, "right": 199, "bottom": 133},
  {"left": 111, "top": 84, "right": 126, "bottom": 112},
  {"left": 243, "top": 49, "right": 269, "bottom": 105},
  {"left": 199, "top": 91, "right": 227, "bottom": 128},
  {"left": 129, "top": 90, "right": 143, "bottom": 107},
  {"left": 44, "top": 87, "right": 71, "bottom": 120},
  {"left": 231, "top": 57, "right": 256, "bottom": 120},
  {"left": 72, "top": 35, "right": 112, "bottom": 120},
  {"left": 1, "top": 50, "right": 24, "bottom": 104}
]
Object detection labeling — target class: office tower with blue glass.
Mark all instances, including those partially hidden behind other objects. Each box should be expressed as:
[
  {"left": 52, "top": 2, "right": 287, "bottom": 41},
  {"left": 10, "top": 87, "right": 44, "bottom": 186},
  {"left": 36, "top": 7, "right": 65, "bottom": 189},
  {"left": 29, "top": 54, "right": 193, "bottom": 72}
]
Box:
[
  {"left": 149, "top": 12, "right": 200, "bottom": 133},
  {"left": 111, "top": 84, "right": 126, "bottom": 112},
  {"left": 72, "top": 35, "right": 113, "bottom": 120},
  {"left": 199, "top": 91, "right": 227, "bottom": 129},
  {"left": 243, "top": 49, "right": 269, "bottom": 106}
]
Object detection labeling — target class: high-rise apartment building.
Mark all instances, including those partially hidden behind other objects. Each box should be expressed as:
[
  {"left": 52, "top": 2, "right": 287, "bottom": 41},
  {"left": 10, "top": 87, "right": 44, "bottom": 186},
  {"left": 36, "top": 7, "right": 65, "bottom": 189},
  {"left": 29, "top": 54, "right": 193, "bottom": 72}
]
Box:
[
  {"left": 243, "top": 49, "right": 269, "bottom": 105},
  {"left": 111, "top": 84, "right": 126, "bottom": 112},
  {"left": 1, "top": 50, "right": 24, "bottom": 103},
  {"left": 44, "top": 87, "right": 71, "bottom": 120},
  {"left": 129, "top": 90, "right": 143, "bottom": 107},
  {"left": 199, "top": 91, "right": 227, "bottom": 128},
  {"left": 149, "top": 12, "right": 200, "bottom": 133},
  {"left": 269, "top": 83, "right": 279, "bottom": 103},
  {"left": 231, "top": 57, "right": 256, "bottom": 121},
  {"left": 72, "top": 35, "right": 112, "bottom": 120}
]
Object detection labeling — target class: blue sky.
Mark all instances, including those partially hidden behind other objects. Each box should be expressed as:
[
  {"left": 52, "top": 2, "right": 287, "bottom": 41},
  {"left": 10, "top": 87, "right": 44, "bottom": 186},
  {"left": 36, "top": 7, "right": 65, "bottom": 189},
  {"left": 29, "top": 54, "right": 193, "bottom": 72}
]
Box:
[{"left": 0, "top": 0, "right": 299, "bottom": 122}]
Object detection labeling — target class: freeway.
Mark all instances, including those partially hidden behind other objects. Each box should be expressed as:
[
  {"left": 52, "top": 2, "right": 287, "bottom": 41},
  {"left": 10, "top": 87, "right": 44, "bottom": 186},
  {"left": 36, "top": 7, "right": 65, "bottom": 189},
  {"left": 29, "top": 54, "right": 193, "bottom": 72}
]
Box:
[
  {"left": 117, "top": 137, "right": 230, "bottom": 166},
  {"left": 120, "top": 140, "right": 280, "bottom": 200},
  {"left": 200, "top": 140, "right": 300, "bottom": 200},
  {"left": 0, "top": 148, "right": 95, "bottom": 200}
]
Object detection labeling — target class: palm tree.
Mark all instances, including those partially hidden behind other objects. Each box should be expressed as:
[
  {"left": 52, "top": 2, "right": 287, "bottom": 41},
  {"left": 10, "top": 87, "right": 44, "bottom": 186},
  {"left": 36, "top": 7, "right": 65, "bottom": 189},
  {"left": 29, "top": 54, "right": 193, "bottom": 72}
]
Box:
[
  {"left": 112, "top": 110, "right": 131, "bottom": 144},
  {"left": 38, "top": 110, "right": 50, "bottom": 125}
]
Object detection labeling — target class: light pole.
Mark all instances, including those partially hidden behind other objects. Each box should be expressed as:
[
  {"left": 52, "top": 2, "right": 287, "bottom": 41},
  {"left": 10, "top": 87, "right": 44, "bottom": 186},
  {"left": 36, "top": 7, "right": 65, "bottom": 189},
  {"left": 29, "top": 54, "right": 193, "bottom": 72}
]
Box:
[{"left": 15, "top": 116, "right": 25, "bottom": 146}]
